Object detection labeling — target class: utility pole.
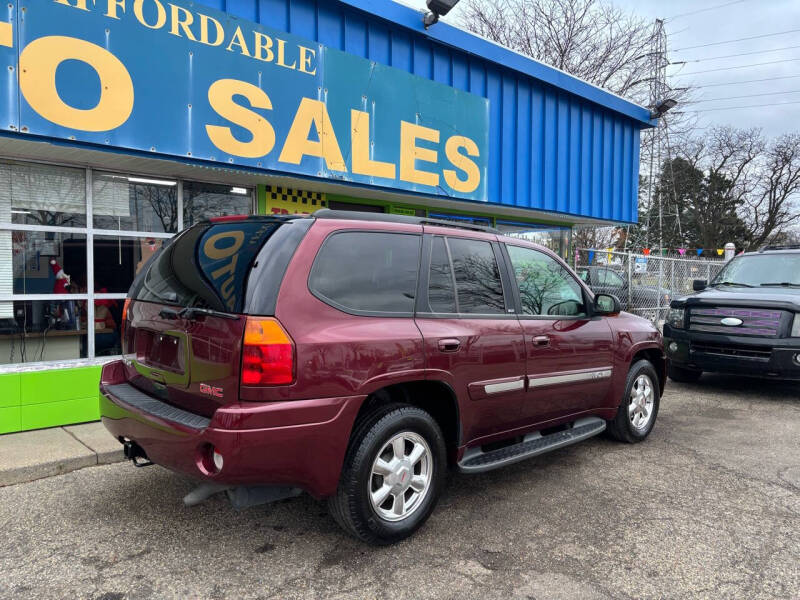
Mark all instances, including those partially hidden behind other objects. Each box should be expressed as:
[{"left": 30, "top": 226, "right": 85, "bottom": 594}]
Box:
[{"left": 645, "top": 18, "right": 668, "bottom": 255}]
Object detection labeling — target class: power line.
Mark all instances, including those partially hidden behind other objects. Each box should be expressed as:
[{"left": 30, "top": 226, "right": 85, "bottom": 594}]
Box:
[
  {"left": 672, "top": 44, "right": 800, "bottom": 65},
  {"left": 682, "top": 99, "right": 800, "bottom": 113},
  {"left": 674, "top": 57, "right": 798, "bottom": 76},
  {"left": 687, "top": 89, "right": 800, "bottom": 103},
  {"left": 686, "top": 74, "right": 800, "bottom": 88},
  {"left": 672, "top": 28, "right": 800, "bottom": 52},
  {"left": 666, "top": 0, "right": 747, "bottom": 21}
]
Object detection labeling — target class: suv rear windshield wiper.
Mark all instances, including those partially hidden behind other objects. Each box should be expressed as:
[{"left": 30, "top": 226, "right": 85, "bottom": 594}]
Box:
[
  {"left": 178, "top": 307, "right": 239, "bottom": 320},
  {"left": 712, "top": 281, "right": 754, "bottom": 288},
  {"left": 760, "top": 282, "right": 800, "bottom": 288}
]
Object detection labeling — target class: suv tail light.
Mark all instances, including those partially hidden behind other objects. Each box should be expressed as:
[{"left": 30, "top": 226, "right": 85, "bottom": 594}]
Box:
[{"left": 241, "top": 317, "right": 295, "bottom": 385}]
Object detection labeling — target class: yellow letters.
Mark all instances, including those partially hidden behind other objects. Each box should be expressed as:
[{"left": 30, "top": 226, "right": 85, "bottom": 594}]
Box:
[
  {"left": 225, "top": 26, "right": 251, "bottom": 56},
  {"left": 298, "top": 46, "right": 317, "bottom": 75},
  {"left": 168, "top": 4, "right": 197, "bottom": 41},
  {"left": 206, "top": 79, "right": 276, "bottom": 158},
  {"left": 399, "top": 122, "right": 439, "bottom": 186},
  {"left": 279, "top": 98, "right": 347, "bottom": 172},
  {"left": 351, "top": 110, "right": 396, "bottom": 179},
  {"left": 198, "top": 13, "right": 224, "bottom": 47},
  {"left": 276, "top": 39, "right": 296, "bottom": 70},
  {"left": 443, "top": 136, "right": 481, "bottom": 193},
  {"left": 19, "top": 36, "right": 134, "bottom": 132},
  {"left": 253, "top": 32, "right": 275, "bottom": 63},
  {"left": 53, "top": 0, "right": 90, "bottom": 10},
  {"left": 134, "top": 0, "right": 167, "bottom": 29},
  {"left": 105, "top": 0, "right": 126, "bottom": 19}
]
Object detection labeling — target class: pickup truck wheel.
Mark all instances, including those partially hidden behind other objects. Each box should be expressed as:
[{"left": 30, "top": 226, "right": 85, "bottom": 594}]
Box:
[
  {"left": 606, "top": 360, "right": 660, "bottom": 443},
  {"left": 668, "top": 363, "right": 702, "bottom": 383},
  {"left": 328, "top": 404, "right": 446, "bottom": 545}
]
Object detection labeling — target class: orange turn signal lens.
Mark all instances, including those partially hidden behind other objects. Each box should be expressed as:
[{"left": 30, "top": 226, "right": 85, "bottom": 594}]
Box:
[{"left": 244, "top": 318, "right": 292, "bottom": 346}]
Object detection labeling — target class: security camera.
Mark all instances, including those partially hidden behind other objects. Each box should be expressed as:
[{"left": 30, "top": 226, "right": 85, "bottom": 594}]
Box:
[{"left": 424, "top": 0, "right": 461, "bottom": 28}]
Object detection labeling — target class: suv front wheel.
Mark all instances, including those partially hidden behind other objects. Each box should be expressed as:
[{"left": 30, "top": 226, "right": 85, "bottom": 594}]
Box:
[
  {"left": 606, "top": 359, "right": 660, "bottom": 443},
  {"left": 329, "top": 404, "right": 447, "bottom": 545}
]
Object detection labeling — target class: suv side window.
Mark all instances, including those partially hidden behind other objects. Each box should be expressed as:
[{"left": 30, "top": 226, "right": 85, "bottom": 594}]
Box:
[
  {"left": 309, "top": 231, "right": 421, "bottom": 315},
  {"left": 506, "top": 245, "right": 586, "bottom": 317},
  {"left": 427, "top": 236, "right": 457, "bottom": 313},
  {"left": 597, "top": 269, "right": 625, "bottom": 287},
  {"left": 446, "top": 237, "right": 506, "bottom": 314}
]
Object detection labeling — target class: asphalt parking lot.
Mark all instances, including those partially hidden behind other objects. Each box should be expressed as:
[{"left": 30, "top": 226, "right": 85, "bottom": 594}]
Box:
[{"left": 1, "top": 376, "right": 798, "bottom": 600}]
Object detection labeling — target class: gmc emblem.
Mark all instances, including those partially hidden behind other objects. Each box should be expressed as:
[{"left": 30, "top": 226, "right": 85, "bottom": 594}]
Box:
[{"left": 199, "top": 383, "right": 224, "bottom": 398}]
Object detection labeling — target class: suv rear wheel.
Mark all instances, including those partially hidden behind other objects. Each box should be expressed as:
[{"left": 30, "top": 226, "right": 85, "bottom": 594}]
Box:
[
  {"left": 329, "top": 404, "right": 446, "bottom": 545},
  {"left": 606, "top": 359, "right": 660, "bottom": 443}
]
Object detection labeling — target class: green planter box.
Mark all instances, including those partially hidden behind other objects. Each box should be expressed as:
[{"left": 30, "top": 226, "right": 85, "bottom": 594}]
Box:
[{"left": 0, "top": 366, "right": 102, "bottom": 434}]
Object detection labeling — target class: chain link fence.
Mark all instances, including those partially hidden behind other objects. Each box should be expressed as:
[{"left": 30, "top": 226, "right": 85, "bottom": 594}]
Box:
[{"left": 574, "top": 249, "right": 727, "bottom": 324}]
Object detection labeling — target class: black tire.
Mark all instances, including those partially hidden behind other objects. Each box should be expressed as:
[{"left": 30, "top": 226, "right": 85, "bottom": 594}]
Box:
[
  {"left": 328, "top": 403, "right": 447, "bottom": 545},
  {"left": 668, "top": 362, "right": 702, "bottom": 383},
  {"left": 606, "top": 359, "right": 660, "bottom": 443}
]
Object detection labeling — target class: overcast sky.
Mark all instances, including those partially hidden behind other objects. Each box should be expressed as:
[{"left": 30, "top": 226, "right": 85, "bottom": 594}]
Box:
[{"left": 440, "top": 0, "right": 799, "bottom": 139}]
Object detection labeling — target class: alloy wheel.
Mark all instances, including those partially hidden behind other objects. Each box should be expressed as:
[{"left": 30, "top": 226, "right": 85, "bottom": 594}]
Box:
[{"left": 369, "top": 431, "right": 432, "bottom": 522}]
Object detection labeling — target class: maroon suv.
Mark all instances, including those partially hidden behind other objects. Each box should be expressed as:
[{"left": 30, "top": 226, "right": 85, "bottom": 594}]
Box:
[{"left": 99, "top": 211, "right": 665, "bottom": 544}]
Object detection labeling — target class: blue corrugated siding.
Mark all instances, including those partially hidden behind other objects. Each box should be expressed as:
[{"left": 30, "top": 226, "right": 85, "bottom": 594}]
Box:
[{"left": 198, "top": 0, "right": 643, "bottom": 223}]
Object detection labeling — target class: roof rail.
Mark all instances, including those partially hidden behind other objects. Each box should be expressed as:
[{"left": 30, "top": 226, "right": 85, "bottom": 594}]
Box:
[
  {"left": 758, "top": 244, "right": 800, "bottom": 252},
  {"left": 313, "top": 209, "right": 501, "bottom": 234}
]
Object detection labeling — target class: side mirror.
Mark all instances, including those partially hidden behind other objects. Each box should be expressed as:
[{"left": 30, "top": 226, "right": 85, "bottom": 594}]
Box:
[
  {"left": 693, "top": 279, "right": 707, "bottom": 291},
  {"left": 594, "top": 293, "right": 621, "bottom": 316}
]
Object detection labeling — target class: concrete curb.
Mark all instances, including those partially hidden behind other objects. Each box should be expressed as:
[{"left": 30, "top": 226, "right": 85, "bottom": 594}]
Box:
[{"left": 0, "top": 422, "right": 125, "bottom": 487}]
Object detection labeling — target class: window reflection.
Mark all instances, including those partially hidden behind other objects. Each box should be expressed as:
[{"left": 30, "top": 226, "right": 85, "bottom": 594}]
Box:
[
  {"left": 93, "top": 173, "right": 178, "bottom": 233},
  {"left": 184, "top": 182, "right": 252, "bottom": 226}
]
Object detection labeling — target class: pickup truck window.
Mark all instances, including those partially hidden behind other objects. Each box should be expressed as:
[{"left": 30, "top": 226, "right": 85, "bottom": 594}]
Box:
[
  {"left": 597, "top": 269, "right": 625, "bottom": 287},
  {"left": 507, "top": 246, "right": 586, "bottom": 317}
]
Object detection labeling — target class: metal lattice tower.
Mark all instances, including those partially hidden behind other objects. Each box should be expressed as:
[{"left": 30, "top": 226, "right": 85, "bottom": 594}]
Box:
[{"left": 643, "top": 19, "right": 668, "bottom": 252}]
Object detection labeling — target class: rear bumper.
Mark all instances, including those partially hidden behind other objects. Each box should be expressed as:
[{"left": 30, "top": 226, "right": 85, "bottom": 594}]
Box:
[
  {"left": 99, "top": 361, "right": 365, "bottom": 498},
  {"left": 664, "top": 327, "right": 800, "bottom": 381}
]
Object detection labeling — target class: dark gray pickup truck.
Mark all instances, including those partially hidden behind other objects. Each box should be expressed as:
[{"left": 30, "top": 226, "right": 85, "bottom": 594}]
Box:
[{"left": 577, "top": 266, "right": 671, "bottom": 314}]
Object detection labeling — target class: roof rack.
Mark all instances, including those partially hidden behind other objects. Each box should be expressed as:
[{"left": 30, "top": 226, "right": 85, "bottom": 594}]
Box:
[
  {"left": 758, "top": 244, "right": 800, "bottom": 252},
  {"left": 313, "top": 209, "right": 501, "bottom": 234}
]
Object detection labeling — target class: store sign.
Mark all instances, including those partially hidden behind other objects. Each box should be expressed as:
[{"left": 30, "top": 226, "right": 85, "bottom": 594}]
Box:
[{"left": 0, "top": 0, "right": 490, "bottom": 201}]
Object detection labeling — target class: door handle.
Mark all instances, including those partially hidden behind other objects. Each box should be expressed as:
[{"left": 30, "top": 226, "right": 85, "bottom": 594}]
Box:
[
  {"left": 438, "top": 338, "right": 461, "bottom": 352},
  {"left": 532, "top": 335, "right": 550, "bottom": 347}
]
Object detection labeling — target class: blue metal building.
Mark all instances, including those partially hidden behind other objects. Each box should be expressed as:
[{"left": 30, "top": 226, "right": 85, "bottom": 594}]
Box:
[{"left": 198, "top": 0, "right": 654, "bottom": 224}]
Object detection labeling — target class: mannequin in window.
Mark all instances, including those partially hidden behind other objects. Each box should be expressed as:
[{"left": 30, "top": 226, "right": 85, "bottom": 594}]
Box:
[{"left": 49, "top": 259, "right": 76, "bottom": 329}]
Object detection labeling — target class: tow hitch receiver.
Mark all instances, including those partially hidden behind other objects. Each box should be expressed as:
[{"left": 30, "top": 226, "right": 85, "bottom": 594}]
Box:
[{"left": 121, "top": 438, "right": 154, "bottom": 467}]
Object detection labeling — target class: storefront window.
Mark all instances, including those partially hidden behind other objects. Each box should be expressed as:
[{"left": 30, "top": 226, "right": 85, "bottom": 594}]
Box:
[
  {"left": 497, "top": 221, "right": 571, "bottom": 259},
  {"left": 93, "top": 235, "right": 164, "bottom": 294},
  {"left": 0, "top": 159, "right": 253, "bottom": 369},
  {"left": 184, "top": 182, "right": 252, "bottom": 226},
  {"left": 0, "top": 162, "right": 86, "bottom": 227},
  {"left": 92, "top": 173, "right": 178, "bottom": 233},
  {"left": 11, "top": 231, "right": 87, "bottom": 295},
  {"left": 0, "top": 300, "right": 88, "bottom": 365}
]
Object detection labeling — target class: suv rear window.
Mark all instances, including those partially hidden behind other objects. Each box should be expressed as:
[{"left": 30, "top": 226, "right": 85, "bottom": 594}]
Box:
[
  {"left": 309, "top": 231, "right": 421, "bottom": 315},
  {"left": 131, "top": 219, "right": 297, "bottom": 313}
]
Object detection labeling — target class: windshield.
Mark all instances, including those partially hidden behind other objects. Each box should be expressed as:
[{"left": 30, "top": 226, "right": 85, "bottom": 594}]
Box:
[{"left": 710, "top": 254, "right": 800, "bottom": 287}]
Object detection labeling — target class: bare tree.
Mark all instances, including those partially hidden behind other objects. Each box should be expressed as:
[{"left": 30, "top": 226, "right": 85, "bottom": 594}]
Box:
[
  {"left": 572, "top": 225, "right": 619, "bottom": 250},
  {"left": 743, "top": 133, "right": 800, "bottom": 247},
  {"left": 459, "top": 0, "right": 658, "bottom": 101}
]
